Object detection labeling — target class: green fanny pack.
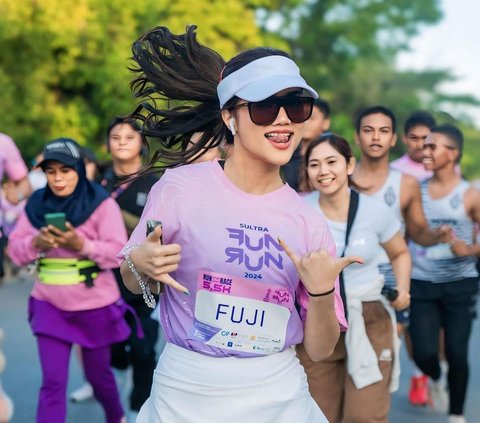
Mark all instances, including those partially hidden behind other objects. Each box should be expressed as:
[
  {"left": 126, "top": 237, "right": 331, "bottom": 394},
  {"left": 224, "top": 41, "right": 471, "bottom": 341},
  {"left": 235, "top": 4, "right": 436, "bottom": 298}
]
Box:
[{"left": 38, "top": 258, "right": 100, "bottom": 288}]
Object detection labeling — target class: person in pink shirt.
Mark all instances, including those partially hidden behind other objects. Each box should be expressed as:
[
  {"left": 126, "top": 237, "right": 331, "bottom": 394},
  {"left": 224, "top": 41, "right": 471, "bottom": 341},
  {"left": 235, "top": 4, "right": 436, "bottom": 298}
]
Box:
[
  {"left": 0, "top": 133, "right": 31, "bottom": 207},
  {"left": 119, "top": 25, "right": 360, "bottom": 422},
  {"left": 0, "top": 133, "right": 31, "bottom": 280},
  {"left": 390, "top": 110, "right": 436, "bottom": 181},
  {"left": 7, "top": 138, "right": 129, "bottom": 423}
]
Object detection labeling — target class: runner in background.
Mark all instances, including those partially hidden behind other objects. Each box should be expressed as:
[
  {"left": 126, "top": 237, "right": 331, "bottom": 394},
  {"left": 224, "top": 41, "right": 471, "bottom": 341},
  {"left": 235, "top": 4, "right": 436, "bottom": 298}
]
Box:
[
  {"left": 100, "top": 117, "right": 158, "bottom": 422},
  {"left": 7, "top": 138, "right": 129, "bottom": 423},
  {"left": 282, "top": 98, "right": 331, "bottom": 191},
  {"left": 71, "top": 118, "right": 159, "bottom": 422},
  {"left": 298, "top": 134, "right": 411, "bottom": 422},
  {"left": 390, "top": 111, "right": 435, "bottom": 180},
  {"left": 352, "top": 106, "right": 452, "bottom": 409},
  {"left": 391, "top": 110, "right": 444, "bottom": 406},
  {"left": 409, "top": 124, "right": 480, "bottom": 423},
  {"left": 0, "top": 133, "right": 31, "bottom": 281}
]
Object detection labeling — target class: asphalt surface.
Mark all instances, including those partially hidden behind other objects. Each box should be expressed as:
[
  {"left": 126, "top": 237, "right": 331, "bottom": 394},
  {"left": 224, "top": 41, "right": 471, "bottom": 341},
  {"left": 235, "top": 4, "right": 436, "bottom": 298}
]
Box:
[{"left": 1, "top": 274, "right": 479, "bottom": 423}]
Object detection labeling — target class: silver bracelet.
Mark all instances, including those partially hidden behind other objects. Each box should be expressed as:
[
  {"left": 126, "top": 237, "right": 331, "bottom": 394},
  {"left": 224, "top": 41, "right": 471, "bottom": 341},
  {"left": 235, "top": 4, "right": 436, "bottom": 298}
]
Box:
[
  {"left": 123, "top": 245, "right": 157, "bottom": 309},
  {"left": 27, "top": 252, "right": 46, "bottom": 275}
]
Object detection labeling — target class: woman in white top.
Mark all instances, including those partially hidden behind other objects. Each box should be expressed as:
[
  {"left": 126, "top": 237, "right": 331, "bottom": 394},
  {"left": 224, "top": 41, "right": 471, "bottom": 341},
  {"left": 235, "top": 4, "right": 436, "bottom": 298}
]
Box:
[{"left": 297, "top": 134, "right": 411, "bottom": 423}]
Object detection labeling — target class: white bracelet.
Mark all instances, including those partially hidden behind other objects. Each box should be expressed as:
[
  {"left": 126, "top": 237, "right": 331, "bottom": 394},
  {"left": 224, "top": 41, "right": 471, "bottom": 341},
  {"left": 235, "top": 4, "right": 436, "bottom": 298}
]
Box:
[{"left": 123, "top": 245, "right": 157, "bottom": 309}]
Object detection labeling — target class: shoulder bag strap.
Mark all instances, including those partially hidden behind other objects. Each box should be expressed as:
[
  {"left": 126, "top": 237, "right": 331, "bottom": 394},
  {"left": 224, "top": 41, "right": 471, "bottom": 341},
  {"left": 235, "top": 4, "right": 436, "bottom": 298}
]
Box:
[{"left": 339, "top": 189, "right": 359, "bottom": 320}]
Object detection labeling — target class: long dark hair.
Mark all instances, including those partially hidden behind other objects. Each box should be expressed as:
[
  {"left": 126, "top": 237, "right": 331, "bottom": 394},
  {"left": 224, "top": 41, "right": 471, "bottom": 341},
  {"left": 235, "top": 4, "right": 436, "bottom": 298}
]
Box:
[
  {"left": 129, "top": 25, "right": 289, "bottom": 174},
  {"left": 300, "top": 134, "right": 363, "bottom": 192}
]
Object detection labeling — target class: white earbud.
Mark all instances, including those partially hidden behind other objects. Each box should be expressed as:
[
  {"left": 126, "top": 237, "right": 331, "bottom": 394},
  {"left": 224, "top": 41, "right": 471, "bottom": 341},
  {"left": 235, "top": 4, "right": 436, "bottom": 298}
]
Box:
[{"left": 229, "top": 118, "right": 236, "bottom": 136}]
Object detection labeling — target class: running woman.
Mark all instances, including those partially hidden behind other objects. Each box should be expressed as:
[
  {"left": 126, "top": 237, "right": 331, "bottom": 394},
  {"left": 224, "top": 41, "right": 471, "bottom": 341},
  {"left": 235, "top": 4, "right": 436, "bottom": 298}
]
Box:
[
  {"left": 119, "top": 25, "right": 359, "bottom": 423},
  {"left": 297, "top": 134, "right": 411, "bottom": 422},
  {"left": 7, "top": 139, "right": 129, "bottom": 423}
]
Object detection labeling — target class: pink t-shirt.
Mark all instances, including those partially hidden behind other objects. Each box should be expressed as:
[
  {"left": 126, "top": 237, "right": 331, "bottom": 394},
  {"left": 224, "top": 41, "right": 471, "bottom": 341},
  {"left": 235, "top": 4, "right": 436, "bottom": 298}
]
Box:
[
  {"left": 0, "top": 133, "right": 28, "bottom": 182},
  {"left": 7, "top": 198, "right": 127, "bottom": 311},
  {"left": 390, "top": 154, "right": 432, "bottom": 181},
  {"left": 0, "top": 134, "right": 28, "bottom": 227},
  {"left": 123, "top": 160, "right": 346, "bottom": 358}
]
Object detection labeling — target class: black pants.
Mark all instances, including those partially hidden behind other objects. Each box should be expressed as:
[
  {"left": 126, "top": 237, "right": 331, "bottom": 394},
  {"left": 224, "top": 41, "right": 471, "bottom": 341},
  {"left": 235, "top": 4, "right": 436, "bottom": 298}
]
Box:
[
  {"left": 111, "top": 310, "right": 159, "bottom": 411},
  {"left": 110, "top": 268, "right": 159, "bottom": 411},
  {"left": 0, "top": 233, "right": 6, "bottom": 278},
  {"left": 409, "top": 278, "right": 478, "bottom": 415}
]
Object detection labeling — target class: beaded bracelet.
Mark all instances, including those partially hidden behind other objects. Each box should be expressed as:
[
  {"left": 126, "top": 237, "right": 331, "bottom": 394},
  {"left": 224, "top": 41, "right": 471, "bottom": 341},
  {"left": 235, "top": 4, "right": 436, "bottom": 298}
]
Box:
[
  {"left": 307, "top": 287, "right": 335, "bottom": 297},
  {"left": 123, "top": 245, "right": 158, "bottom": 309}
]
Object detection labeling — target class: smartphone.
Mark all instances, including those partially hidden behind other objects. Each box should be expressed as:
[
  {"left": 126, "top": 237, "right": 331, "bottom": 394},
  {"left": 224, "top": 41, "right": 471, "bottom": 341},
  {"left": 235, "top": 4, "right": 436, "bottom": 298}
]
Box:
[
  {"left": 146, "top": 219, "right": 163, "bottom": 295},
  {"left": 381, "top": 286, "right": 399, "bottom": 302},
  {"left": 146, "top": 219, "right": 162, "bottom": 241},
  {"left": 45, "top": 212, "right": 67, "bottom": 231}
]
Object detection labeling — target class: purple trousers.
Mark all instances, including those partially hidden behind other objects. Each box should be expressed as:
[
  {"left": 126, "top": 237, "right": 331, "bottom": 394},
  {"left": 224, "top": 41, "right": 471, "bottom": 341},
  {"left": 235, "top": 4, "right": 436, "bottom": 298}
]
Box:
[{"left": 36, "top": 334, "right": 124, "bottom": 423}]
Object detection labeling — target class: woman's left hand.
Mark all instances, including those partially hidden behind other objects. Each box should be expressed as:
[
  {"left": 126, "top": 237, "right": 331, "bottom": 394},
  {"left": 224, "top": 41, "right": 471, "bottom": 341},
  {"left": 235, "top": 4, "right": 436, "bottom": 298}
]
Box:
[
  {"left": 47, "top": 222, "right": 85, "bottom": 252},
  {"left": 278, "top": 237, "right": 363, "bottom": 296}
]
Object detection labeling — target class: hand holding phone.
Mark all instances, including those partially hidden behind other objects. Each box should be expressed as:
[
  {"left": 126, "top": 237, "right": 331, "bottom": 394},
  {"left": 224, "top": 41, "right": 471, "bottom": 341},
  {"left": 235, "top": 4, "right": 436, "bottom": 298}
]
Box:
[
  {"left": 43, "top": 213, "right": 84, "bottom": 252},
  {"left": 146, "top": 219, "right": 162, "bottom": 239},
  {"left": 139, "top": 219, "right": 189, "bottom": 295},
  {"left": 146, "top": 220, "right": 163, "bottom": 295}
]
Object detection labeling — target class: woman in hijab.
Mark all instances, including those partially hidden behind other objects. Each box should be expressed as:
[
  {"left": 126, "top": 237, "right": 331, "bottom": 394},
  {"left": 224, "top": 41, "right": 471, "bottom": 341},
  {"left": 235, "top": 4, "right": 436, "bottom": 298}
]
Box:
[{"left": 8, "top": 138, "right": 129, "bottom": 423}]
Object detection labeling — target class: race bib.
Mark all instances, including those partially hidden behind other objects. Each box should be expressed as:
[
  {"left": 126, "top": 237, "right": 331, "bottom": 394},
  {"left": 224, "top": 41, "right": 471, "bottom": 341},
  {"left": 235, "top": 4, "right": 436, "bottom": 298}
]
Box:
[{"left": 191, "top": 270, "right": 293, "bottom": 355}]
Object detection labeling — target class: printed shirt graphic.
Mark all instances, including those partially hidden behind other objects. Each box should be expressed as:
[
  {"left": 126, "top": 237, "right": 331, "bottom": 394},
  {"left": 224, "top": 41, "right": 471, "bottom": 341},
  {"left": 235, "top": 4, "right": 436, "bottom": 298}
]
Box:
[
  {"left": 410, "top": 179, "right": 478, "bottom": 282},
  {"left": 304, "top": 191, "right": 400, "bottom": 298},
  {"left": 123, "top": 161, "right": 346, "bottom": 358}
]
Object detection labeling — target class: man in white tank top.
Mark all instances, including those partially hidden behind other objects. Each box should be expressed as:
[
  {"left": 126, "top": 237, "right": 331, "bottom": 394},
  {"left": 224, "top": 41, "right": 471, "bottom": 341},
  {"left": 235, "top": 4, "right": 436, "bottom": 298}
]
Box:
[
  {"left": 352, "top": 106, "right": 453, "bottom": 409},
  {"left": 353, "top": 106, "right": 450, "bottom": 248},
  {"left": 409, "top": 125, "right": 480, "bottom": 423}
]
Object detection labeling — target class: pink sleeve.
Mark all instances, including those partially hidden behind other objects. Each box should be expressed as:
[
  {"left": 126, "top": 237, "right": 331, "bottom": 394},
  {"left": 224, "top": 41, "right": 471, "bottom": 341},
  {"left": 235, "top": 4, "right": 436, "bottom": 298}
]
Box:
[
  {"left": 296, "top": 220, "right": 348, "bottom": 331},
  {"left": 7, "top": 211, "right": 42, "bottom": 266},
  {"left": 1, "top": 134, "right": 28, "bottom": 181},
  {"left": 81, "top": 198, "right": 128, "bottom": 269}
]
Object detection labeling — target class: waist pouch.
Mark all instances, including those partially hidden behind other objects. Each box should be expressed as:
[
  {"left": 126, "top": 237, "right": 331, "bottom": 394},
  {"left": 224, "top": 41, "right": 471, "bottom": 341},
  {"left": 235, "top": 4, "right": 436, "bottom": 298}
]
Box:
[{"left": 38, "top": 258, "right": 100, "bottom": 288}]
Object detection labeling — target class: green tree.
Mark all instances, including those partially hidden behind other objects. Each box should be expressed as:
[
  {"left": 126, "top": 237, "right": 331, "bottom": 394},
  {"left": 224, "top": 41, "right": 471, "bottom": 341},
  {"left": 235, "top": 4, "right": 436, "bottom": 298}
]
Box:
[
  {"left": 0, "top": 0, "right": 284, "bottom": 159},
  {"left": 258, "top": 0, "right": 480, "bottom": 175}
]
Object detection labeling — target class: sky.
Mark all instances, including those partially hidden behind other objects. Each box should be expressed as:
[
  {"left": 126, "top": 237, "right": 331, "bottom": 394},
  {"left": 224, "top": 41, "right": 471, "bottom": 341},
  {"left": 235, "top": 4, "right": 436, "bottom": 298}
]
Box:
[{"left": 396, "top": 0, "right": 480, "bottom": 126}]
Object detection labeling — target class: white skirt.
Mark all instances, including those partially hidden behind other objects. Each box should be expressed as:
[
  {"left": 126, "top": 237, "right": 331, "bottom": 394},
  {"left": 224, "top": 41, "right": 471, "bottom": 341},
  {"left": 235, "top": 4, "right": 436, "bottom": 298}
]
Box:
[{"left": 137, "top": 343, "right": 328, "bottom": 423}]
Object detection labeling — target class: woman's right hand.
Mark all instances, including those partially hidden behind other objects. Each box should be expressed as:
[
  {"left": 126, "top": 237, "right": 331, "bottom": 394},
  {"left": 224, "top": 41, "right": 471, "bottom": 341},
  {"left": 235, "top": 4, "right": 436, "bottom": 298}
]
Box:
[
  {"left": 390, "top": 288, "right": 410, "bottom": 311},
  {"left": 32, "top": 227, "right": 59, "bottom": 251},
  {"left": 129, "top": 225, "right": 188, "bottom": 294}
]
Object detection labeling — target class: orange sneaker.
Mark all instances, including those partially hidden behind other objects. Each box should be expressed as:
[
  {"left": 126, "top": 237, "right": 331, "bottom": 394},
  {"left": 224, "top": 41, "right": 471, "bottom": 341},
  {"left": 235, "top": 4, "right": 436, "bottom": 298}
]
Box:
[{"left": 409, "top": 375, "right": 429, "bottom": 406}]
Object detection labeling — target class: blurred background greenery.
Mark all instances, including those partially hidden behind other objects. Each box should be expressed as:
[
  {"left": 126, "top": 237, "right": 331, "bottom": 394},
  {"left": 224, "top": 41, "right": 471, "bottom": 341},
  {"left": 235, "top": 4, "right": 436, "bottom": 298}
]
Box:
[{"left": 1, "top": 0, "right": 479, "bottom": 177}]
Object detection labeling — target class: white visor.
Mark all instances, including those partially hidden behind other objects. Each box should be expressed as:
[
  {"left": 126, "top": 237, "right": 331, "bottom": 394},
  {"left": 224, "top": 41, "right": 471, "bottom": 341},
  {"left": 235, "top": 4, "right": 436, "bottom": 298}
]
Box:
[{"left": 217, "top": 56, "right": 318, "bottom": 109}]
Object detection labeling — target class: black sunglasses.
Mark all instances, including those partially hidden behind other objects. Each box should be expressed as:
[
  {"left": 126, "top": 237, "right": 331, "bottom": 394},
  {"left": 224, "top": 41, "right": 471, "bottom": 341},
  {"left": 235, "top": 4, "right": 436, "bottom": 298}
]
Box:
[{"left": 231, "top": 95, "right": 314, "bottom": 126}]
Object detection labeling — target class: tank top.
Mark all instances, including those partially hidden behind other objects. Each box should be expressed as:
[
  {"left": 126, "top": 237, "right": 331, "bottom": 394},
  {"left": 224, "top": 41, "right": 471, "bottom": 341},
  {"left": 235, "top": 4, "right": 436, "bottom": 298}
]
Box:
[
  {"left": 370, "top": 168, "right": 404, "bottom": 229},
  {"left": 369, "top": 169, "right": 404, "bottom": 288},
  {"left": 410, "top": 179, "right": 478, "bottom": 282}
]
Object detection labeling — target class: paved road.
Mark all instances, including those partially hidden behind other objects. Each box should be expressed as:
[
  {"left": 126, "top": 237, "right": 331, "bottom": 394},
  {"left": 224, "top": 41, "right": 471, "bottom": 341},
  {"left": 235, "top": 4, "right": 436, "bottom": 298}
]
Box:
[{"left": 1, "top": 274, "right": 479, "bottom": 422}]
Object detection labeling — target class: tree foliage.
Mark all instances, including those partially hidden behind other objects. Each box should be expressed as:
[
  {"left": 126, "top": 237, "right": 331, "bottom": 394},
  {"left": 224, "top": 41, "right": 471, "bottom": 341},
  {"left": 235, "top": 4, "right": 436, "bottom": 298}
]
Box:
[
  {"left": 0, "top": 0, "right": 284, "bottom": 158},
  {"left": 259, "top": 0, "right": 480, "bottom": 173},
  {"left": 1, "top": 0, "right": 480, "bottom": 177}
]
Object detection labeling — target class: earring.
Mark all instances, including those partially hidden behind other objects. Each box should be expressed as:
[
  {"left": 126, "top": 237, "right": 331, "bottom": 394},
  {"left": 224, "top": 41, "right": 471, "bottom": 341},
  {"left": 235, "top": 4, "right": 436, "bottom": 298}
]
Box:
[{"left": 229, "top": 118, "right": 236, "bottom": 136}]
